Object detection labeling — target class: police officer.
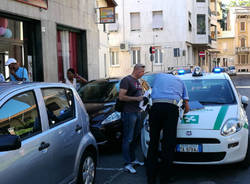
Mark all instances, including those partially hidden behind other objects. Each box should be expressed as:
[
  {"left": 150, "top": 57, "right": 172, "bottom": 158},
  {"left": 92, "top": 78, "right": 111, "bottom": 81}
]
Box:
[{"left": 146, "top": 73, "right": 190, "bottom": 184}]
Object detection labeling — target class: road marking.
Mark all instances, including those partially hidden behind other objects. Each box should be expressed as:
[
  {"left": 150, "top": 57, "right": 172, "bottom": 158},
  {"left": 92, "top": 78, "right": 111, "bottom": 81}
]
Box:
[
  {"left": 236, "top": 86, "right": 250, "bottom": 89},
  {"left": 97, "top": 167, "right": 124, "bottom": 171}
]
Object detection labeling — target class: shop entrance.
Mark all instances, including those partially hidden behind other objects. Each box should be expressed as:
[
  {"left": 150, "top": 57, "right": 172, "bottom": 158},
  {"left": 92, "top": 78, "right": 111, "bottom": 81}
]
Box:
[{"left": 0, "top": 15, "right": 43, "bottom": 81}]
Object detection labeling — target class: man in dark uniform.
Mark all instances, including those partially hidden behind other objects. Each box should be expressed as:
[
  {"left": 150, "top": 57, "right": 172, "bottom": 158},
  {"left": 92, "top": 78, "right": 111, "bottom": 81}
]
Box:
[
  {"left": 146, "top": 73, "right": 190, "bottom": 183},
  {"left": 119, "top": 64, "right": 145, "bottom": 174}
]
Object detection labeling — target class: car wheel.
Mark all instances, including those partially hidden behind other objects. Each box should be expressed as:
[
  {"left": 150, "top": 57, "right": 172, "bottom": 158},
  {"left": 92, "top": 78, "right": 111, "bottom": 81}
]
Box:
[
  {"left": 77, "top": 151, "right": 96, "bottom": 184},
  {"left": 141, "top": 115, "right": 150, "bottom": 158},
  {"left": 241, "top": 135, "right": 250, "bottom": 168}
]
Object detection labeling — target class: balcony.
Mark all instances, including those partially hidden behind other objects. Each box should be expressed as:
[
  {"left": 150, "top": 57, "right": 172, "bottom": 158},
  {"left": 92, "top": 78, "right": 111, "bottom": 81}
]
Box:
[{"left": 236, "top": 47, "right": 250, "bottom": 53}]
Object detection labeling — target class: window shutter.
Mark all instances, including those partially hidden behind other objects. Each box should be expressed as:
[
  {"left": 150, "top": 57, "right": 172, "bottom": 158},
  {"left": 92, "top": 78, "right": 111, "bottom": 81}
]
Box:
[
  {"left": 152, "top": 11, "right": 163, "bottom": 29},
  {"left": 131, "top": 13, "right": 140, "bottom": 31}
]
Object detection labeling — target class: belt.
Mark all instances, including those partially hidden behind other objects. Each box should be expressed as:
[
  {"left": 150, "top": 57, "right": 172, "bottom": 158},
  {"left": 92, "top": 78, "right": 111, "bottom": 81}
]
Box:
[{"left": 152, "top": 99, "right": 178, "bottom": 105}]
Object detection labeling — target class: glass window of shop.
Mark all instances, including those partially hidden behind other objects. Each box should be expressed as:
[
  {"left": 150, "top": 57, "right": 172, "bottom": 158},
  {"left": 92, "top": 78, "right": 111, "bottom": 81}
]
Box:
[
  {"left": 0, "top": 16, "right": 43, "bottom": 82},
  {"left": 57, "top": 26, "right": 88, "bottom": 82}
]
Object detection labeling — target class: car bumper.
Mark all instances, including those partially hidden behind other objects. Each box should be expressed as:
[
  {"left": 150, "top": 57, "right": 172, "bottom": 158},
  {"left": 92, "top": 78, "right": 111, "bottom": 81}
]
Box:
[
  {"left": 90, "top": 120, "right": 122, "bottom": 144},
  {"left": 174, "top": 128, "right": 248, "bottom": 165}
]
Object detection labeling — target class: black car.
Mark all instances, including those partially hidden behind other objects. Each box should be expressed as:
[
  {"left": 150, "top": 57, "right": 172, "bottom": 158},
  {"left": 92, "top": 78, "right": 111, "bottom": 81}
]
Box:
[
  {"left": 77, "top": 78, "right": 122, "bottom": 145},
  {"left": 77, "top": 74, "right": 156, "bottom": 145}
]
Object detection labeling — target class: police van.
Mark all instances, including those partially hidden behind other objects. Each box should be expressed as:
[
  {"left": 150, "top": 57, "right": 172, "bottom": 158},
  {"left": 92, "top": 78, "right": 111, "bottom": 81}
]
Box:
[{"left": 141, "top": 67, "right": 250, "bottom": 165}]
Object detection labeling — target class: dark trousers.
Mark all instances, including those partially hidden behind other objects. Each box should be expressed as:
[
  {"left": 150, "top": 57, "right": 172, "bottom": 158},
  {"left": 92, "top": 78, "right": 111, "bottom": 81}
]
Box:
[{"left": 146, "top": 103, "right": 179, "bottom": 184}]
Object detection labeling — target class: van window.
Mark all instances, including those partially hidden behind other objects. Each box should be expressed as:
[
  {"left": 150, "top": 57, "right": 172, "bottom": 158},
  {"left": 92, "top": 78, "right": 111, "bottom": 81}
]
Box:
[
  {"left": 0, "top": 91, "right": 41, "bottom": 139},
  {"left": 41, "top": 88, "right": 75, "bottom": 127}
]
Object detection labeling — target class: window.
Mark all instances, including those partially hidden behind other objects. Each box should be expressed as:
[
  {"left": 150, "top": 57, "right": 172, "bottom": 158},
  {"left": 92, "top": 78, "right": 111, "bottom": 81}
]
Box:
[
  {"left": 239, "top": 55, "right": 248, "bottom": 65},
  {"left": 130, "top": 12, "right": 140, "bottom": 31},
  {"left": 152, "top": 11, "right": 163, "bottom": 30},
  {"left": 240, "top": 22, "right": 246, "bottom": 31},
  {"left": 241, "top": 38, "right": 246, "bottom": 47},
  {"left": 0, "top": 91, "right": 41, "bottom": 139},
  {"left": 154, "top": 47, "right": 163, "bottom": 64},
  {"left": 183, "top": 79, "right": 236, "bottom": 105},
  {"left": 110, "top": 51, "right": 119, "bottom": 66},
  {"left": 132, "top": 48, "right": 141, "bottom": 65},
  {"left": 42, "top": 88, "right": 75, "bottom": 127},
  {"left": 188, "top": 11, "right": 192, "bottom": 32},
  {"left": 197, "top": 14, "right": 206, "bottom": 34},
  {"left": 223, "top": 58, "right": 228, "bottom": 67},
  {"left": 78, "top": 81, "right": 118, "bottom": 103}
]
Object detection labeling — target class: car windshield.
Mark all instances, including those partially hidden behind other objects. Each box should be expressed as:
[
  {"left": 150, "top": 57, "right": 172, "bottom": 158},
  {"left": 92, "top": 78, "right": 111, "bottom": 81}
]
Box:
[
  {"left": 78, "top": 80, "right": 119, "bottom": 103},
  {"left": 183, "top": 79, "right": 236, "bottom": 105},
  {"left": 229, "top": 66, "right": 235, "bottom": 70}
]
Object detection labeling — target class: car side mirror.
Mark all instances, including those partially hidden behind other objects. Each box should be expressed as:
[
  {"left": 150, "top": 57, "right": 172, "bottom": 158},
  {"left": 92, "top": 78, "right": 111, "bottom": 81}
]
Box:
[
  {"left": 241, "top": 96, "right": 249, "bottom": 109},
  {"left": 0, "top": 135, "right": 21, "bottom": 152}
]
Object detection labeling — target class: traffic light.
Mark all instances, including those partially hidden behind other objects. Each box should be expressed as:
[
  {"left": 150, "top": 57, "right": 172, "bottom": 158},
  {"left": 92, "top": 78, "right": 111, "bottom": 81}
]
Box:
[{"left": 149, "top": 46, "right": 155, "bottom": 54}]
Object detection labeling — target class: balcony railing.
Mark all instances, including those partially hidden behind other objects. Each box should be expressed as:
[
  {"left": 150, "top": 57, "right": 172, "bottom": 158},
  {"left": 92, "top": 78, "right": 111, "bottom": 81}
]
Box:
[{"left": 236, "top": 47, "right": 250, "bottom": 53}]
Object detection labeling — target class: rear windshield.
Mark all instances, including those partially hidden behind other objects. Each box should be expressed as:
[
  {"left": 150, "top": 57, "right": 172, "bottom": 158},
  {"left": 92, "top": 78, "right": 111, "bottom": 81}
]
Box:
[
  {"left": 78, "top": 80, "right": 119, "bottom": 103},
  {"left": 183, "top": 79, "right": 236, "bottom": 105}
]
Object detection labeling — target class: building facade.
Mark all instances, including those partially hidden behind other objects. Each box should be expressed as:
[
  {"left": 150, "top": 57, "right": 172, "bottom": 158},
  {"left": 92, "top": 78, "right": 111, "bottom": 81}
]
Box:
[
  {"left": 105, "top": 0, "right": 219, "bottom": 77},
  {"left": 217, "top": 7, "right": 250, "bottom": 72},
  {"left": 0, "top": 0, "right": 100, "bottom": 82}
]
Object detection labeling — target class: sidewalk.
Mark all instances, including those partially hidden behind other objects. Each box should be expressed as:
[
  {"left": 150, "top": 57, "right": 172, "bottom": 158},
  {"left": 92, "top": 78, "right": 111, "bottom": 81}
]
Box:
[{"left": 236, "top": 72, "right": 250, "bottom": 75}]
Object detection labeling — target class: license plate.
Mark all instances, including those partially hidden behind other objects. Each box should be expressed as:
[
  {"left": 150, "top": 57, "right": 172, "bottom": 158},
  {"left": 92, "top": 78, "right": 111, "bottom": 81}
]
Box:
[{"left": 176, "top": 144, "right": 202, "bottom": 152}]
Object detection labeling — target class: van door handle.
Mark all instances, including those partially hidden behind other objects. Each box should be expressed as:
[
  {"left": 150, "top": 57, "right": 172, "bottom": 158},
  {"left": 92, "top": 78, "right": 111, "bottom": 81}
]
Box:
[
  {"left": 75, "top": 125, "right": 82, "bottom": 132},
  {"left": 38, "top": 142, "right": 50, "bottom": 151}
]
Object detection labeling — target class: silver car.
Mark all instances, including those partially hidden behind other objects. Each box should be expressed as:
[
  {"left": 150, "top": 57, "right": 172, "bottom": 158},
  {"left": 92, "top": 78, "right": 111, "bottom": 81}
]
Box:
[
  {"left": 228, "top": 66, "right": 237, "bottom": 76},
  {"left": 0, "top": 82, "right": 98, "bottom": 184}
]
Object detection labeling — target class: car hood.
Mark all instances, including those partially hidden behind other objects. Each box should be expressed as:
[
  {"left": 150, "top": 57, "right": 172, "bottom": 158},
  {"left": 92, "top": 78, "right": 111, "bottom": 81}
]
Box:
[
  {"left": 84, "top": 102, "right": 115, "bottom": 123},
  {"left": 178, "top": 105, "right": 238, "bottom": 130}
]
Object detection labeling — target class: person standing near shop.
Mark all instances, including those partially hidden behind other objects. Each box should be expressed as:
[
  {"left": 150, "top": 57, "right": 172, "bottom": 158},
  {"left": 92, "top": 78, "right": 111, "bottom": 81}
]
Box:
[
  {"left": 64, "top": 68, "right": 87, "bottom": 90},
  {"left": 5, "top": 58, "right": 30, "bottom": 82},
  {"left": 146, "top": 73, "right": 190, "bottom": 184},
  {"left": 118, "top": 64, "right": 145, "bottom": 174}
]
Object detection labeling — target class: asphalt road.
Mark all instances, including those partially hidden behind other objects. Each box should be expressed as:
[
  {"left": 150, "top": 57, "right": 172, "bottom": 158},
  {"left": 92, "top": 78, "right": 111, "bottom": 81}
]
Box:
[{"left": 95, "top": 74, "right": 250, "bottom": 184}]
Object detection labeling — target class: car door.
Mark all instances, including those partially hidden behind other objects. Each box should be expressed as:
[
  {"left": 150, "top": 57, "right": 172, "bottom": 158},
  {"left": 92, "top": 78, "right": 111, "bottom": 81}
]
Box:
[
  {"left": 41, "top": 87, "right": 83, "bottom": 183},
  {"left": 0, "top": 89, "right": 53, "bottom": 184}
]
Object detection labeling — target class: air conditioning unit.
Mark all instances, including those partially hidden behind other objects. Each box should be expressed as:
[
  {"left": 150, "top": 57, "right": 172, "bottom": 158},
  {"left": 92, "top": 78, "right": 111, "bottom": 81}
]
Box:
[{"left": 120, "top": 43, "right": 129, "bottom": 51}]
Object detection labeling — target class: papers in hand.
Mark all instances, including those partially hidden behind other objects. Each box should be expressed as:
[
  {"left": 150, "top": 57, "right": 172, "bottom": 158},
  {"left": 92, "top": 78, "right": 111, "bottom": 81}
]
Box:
[{"left": 139, "top": 89, "right": 152, "bottom": 111}]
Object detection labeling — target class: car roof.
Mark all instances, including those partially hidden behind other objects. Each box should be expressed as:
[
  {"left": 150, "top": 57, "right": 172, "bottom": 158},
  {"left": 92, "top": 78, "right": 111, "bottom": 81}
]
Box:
[
  {"left": 0, "top": 82, "right": 72, "bottom": 100},
  {"left": 177, "top": 72, "right": 229, "bottom": 80}
]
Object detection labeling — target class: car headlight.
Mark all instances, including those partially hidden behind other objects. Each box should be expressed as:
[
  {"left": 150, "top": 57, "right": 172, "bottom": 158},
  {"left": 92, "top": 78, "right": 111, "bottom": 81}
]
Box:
[
  {"left": 101, "top": 112, "right": 121, "bottom": 125},
  {"left": 221, "top": 118, "right": 244, "bottom": 136}
]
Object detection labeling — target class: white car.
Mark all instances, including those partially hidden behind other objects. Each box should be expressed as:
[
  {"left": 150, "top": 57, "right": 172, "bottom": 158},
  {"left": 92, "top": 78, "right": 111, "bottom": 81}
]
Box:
[
  {"left": 141, "top": 68, "right": 250, "bottom": 165},
  {"left": 228, "top": 66, "right": 237, "bottom": 76}
]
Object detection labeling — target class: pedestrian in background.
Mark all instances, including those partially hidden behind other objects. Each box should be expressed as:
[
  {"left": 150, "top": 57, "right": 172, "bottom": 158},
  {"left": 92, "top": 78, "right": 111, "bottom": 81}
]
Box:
[
  {"left": 64, "top": 68, "right": 87, "bottom": 90},
  {"left": 146, "top": 73, "right": 190, "bottom": 184},
  {"left": 5, "top": 58, "right": 30, "bottom": 82},
  {"left": 118, "top": 64, "right": 145, "bottom": 174}
]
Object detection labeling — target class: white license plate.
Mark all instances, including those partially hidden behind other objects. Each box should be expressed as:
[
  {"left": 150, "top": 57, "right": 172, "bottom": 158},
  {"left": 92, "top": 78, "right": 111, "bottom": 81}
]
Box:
[{"left": 176, "top": 144, "right": 202, "bottom": 152}]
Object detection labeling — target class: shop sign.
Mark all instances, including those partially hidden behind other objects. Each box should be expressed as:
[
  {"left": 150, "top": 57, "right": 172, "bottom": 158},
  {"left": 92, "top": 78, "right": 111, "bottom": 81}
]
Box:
[
  {"left": 15, "top": 0, "right": 48, "bottom": 9},
  {"left": 100, "top": 7, "right": 115, "bottom": 24}
]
